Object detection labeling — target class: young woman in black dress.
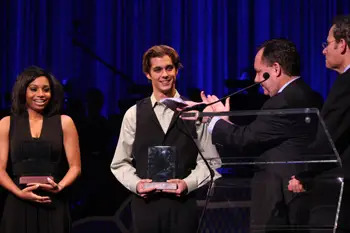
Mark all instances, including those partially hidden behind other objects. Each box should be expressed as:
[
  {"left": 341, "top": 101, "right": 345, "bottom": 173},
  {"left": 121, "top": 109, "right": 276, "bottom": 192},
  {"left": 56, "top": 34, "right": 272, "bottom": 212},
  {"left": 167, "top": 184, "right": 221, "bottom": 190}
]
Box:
[{"left": 0, "top": 66, "right": 81, "bottom": 233}]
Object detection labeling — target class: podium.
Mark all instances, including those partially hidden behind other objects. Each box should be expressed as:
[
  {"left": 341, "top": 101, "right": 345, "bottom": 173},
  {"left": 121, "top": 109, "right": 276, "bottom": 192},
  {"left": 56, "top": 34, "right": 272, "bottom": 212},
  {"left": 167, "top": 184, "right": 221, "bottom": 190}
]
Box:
[{"left": 189, "top": 108, "right": 342, "bottom": 233}]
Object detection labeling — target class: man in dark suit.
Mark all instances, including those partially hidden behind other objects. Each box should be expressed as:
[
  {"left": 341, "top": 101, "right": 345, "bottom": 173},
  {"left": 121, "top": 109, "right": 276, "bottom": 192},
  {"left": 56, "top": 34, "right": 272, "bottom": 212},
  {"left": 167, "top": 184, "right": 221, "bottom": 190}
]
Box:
[
  {"left": 200, "top": 39, "right": 323, "bottom": 232},
  {"left": 288, "top": 15, "right": 350, "bottom": 233}
]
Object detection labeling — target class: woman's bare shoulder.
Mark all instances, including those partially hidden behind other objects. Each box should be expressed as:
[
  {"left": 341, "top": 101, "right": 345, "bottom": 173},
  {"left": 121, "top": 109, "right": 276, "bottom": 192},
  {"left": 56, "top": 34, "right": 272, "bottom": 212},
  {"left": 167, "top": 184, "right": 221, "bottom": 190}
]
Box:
[{"left": 0, "top": 116, "right": 10, "bottom": 132}]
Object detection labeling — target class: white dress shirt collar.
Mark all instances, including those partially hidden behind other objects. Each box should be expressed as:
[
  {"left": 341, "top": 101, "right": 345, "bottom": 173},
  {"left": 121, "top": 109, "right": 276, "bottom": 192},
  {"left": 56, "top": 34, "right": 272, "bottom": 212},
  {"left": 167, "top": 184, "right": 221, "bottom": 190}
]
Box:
[
  {"left": 150, "top": 90, "right": 180, "bottom": 107},
  {"left": 343, "top": 64, "right": 350, "bottom": 73},
  {"left": 278, "top": 76, "right": 300, "bottom": 93}
]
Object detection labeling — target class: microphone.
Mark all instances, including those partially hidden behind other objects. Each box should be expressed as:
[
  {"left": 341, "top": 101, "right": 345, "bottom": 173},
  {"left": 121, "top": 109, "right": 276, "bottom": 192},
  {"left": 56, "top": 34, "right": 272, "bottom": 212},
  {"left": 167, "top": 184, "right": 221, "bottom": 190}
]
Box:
[{"left": 182, "top": 72, "right": 270, "bottom": 112}]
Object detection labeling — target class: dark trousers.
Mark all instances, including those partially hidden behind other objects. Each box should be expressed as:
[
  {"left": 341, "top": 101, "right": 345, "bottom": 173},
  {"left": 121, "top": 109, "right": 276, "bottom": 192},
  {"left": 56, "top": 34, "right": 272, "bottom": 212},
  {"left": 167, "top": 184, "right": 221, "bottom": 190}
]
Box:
[
  {"left": 251, "top": 171, "right": 308, "bottom": 233},
  {"left": 131, "top": 194, "right": 198, "bottom": 233},
  {"left": 303, "top": 175, "right": 343, "bottom": 233}
]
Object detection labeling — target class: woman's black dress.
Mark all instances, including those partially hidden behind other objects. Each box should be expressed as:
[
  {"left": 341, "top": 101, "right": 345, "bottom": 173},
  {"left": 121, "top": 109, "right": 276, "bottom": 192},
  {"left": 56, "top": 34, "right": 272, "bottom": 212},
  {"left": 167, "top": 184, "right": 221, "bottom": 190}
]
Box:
[{"left": 0, "top": 114, "right": 70, "bottom": 233}]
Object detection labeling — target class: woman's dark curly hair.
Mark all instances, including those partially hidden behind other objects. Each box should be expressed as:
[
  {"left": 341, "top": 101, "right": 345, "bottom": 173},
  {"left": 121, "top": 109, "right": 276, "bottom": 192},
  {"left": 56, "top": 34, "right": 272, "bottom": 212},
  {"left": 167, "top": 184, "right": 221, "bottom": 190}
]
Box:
[{"left": 11, "top": 66, "right": 64, "bottom": 116}]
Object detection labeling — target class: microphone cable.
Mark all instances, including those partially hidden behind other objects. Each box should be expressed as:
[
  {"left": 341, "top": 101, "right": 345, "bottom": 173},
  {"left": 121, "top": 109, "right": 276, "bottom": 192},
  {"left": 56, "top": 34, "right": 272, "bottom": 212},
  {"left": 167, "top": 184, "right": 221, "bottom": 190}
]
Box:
[
  {"left": 182, "top": 72, "right": 270, "bottom": 112},
  {"left": 173, "top": 115, "right": 216, "bottom": 233}
]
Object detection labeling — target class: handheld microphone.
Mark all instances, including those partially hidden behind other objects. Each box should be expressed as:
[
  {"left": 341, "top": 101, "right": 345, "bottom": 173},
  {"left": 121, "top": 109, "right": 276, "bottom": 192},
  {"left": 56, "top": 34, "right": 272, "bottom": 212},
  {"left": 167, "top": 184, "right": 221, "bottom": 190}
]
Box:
[{"left": 182, "top": 72, "right": 270, "bottom": 112}]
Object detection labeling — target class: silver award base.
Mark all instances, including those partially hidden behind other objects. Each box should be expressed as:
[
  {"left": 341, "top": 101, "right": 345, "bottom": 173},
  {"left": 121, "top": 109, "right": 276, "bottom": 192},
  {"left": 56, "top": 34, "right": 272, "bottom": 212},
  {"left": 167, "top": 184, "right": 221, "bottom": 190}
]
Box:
[{"left": 143, "top": 182, "right": 177, "bottom": 190}]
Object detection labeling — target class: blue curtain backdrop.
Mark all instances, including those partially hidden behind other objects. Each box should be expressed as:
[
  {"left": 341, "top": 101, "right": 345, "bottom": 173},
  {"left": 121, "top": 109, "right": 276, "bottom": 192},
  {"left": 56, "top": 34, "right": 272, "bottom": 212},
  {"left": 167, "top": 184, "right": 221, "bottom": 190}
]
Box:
[{"left": 1, "top": 0, "right": 350, "bottom": 115}]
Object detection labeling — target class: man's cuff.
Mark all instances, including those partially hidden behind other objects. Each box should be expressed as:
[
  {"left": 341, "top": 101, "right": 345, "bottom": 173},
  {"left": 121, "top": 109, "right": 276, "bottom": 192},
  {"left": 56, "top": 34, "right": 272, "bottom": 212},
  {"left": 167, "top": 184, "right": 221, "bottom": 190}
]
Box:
[
  {"left": 129, "top": 178, "right": 141, "bottom": 194},
  {"left": 208, "top": 116, "right": 221, "bottom": 134},
  {"left": 183, "top": 177, "right": 197, "bottom": 194}
]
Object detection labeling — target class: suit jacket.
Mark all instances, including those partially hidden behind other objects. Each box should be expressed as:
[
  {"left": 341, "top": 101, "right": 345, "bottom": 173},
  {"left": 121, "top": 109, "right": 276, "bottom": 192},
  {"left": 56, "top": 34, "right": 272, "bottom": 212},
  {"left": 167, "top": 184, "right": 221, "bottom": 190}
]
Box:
[
  {"left": 212, "top": 78, "right": 323, "bottom": 177},
  {"left": 295, "top": 70, "right": 350, "bottom": 232},
  {"left": 316, "top": 69, "right": 350, "bottom": 178}
]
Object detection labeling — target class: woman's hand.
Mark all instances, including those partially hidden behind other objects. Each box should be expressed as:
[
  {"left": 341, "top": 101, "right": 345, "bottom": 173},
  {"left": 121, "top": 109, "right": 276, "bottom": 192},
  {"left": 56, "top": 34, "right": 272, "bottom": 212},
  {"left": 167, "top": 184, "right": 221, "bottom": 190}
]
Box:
[
  {"left": 18, "top": 184, "right": 52, "bottom": 203},
  {"left": 27, "top": 177, "right": 63, "bottom": 194}
]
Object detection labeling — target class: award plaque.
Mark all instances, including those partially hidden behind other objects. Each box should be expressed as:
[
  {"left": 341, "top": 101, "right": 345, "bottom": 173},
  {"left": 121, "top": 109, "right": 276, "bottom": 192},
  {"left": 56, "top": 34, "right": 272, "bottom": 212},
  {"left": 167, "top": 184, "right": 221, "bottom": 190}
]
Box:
[
  {"left": 19, "top": 176, "right": 54, "bottom": 184},
  {"left": 144, "top": 146, "right": 177, "bottom": 190}
]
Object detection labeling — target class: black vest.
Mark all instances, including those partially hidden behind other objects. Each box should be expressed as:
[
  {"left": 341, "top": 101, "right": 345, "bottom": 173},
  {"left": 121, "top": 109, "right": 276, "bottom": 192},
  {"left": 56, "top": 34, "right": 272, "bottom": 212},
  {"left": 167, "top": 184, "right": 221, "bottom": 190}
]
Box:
[{"left": 132, "top": 97, "right": 199, "bottom": 179}]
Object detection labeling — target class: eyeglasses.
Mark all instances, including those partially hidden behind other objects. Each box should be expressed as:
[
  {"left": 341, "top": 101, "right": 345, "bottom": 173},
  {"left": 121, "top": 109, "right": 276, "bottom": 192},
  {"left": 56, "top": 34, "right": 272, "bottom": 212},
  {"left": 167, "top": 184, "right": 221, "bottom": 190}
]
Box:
[{"left": 322, "top": 40, "right": 336, "bottom": 49}]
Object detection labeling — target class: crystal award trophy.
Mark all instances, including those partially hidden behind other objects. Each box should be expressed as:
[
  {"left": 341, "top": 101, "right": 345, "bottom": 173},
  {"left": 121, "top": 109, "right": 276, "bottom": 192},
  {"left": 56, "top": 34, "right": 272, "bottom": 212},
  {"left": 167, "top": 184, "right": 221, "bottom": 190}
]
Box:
[{"left": 143, "top": 146, "right": 177, "bottom": 190}]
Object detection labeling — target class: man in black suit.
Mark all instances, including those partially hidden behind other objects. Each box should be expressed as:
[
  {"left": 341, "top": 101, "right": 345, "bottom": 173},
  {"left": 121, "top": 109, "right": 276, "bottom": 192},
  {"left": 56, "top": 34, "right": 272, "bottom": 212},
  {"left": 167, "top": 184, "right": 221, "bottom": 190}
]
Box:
[
  {"left": 288, "top": 15, "right": 350, "bottom": 233},
  {"left": 200, "top": 39, "right": 323, "bottom": 232}
]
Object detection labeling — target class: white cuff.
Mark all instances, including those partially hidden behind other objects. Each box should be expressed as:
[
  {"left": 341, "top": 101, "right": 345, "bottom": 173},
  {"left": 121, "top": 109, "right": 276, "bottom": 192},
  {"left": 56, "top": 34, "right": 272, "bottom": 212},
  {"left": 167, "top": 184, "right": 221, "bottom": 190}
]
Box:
[{"left": 208, "top": 116, "right": 221, "bottom": 134}]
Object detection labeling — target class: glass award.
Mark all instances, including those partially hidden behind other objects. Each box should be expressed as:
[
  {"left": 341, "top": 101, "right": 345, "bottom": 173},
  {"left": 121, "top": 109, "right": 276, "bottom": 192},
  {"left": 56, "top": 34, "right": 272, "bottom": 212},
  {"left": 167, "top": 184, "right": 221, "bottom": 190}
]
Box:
[{"left": 144, "top": 146, "right": 177, "bottom": 190}]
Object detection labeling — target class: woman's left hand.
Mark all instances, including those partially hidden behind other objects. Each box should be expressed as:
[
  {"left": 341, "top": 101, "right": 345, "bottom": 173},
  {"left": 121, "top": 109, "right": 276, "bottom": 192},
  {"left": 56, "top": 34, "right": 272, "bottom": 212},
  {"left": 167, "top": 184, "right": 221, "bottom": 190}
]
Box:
[{"left": 28, "top": 177, "right": 63, "bottom": 194}]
